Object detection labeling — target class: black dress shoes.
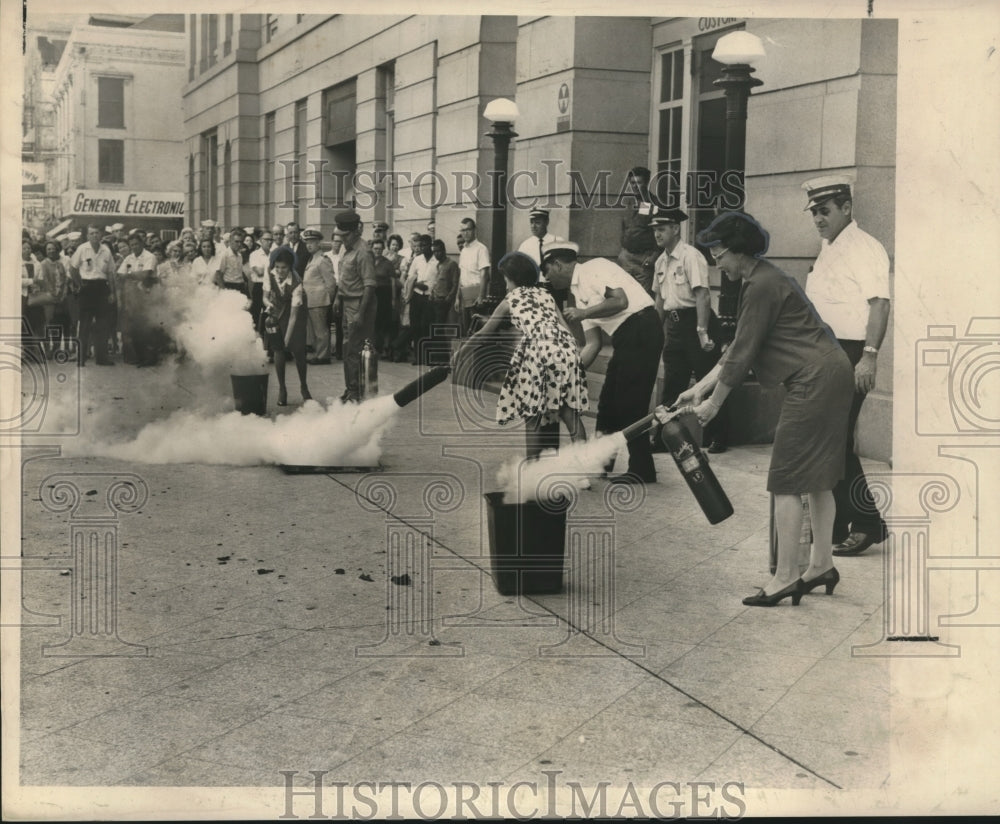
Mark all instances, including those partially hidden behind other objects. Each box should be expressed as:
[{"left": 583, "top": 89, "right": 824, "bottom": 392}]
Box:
[
  {"left": 799, "top": 566, "right": 840, "bottom": 595},
  {"left": 833, "top": 532, "right": 879, "bottom": 556},
  {"left": 742, "top": 579, "right": 804, "bottom": 607},
  {"left": 707, "top": 441, "right": 727, "bottom": 454}
]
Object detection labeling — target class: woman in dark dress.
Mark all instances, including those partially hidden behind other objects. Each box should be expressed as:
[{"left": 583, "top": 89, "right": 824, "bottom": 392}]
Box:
[
  {"left": 664, "top": 211, "right": 854, "bottom": 607},
  {"left": 263, "top": 247, "right": 311, "bottom": 406}
]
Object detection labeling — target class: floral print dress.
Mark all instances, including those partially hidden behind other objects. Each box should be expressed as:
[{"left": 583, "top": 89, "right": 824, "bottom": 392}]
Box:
[{"left": 497, "top": 286, "right": 588, "bottom": 425}]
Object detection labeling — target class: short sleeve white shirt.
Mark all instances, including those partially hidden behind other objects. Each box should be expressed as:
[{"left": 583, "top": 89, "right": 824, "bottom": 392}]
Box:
[
  {"left": 571, "top": 257, "right": 655, "bottom": 336},
  {"left": 653, "top": 239, "right": 710, "bottom": 310},
  {"left": 805, "top": 221, "right": 890, "bottom": 340},
  {"left": 458, "top": 238, "right": 491, "bottom": 288}
]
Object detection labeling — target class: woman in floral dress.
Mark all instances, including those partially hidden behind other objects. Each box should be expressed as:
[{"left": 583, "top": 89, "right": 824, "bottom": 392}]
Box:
[{"left": 458, "top": 251, "right": 588, "bottom": 459}]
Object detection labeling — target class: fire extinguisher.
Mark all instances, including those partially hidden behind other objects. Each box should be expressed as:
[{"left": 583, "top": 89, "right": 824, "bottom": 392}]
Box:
[
  {"left": 620, "top": 408, "right": 733, "bottom": 525},
  {"left": 361, "top": 339, "right": 378, "bottom": 400},
  {"left": 659, "top": 413, "right": 733, "bottom": 524}
]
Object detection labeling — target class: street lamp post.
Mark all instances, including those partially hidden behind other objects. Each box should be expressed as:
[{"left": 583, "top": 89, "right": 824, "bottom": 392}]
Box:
[
  {"left": 710, "top": 31, "right": 766, "bottom": 366},
  {"left": 711, "top": 31, "right": 765, "bottom": 210},
  {"left": 483, "top": 98, "right": 519, "bottom": 301}
]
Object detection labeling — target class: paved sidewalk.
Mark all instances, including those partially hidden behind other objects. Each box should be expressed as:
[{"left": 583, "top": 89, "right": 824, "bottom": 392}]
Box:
[{"left": 13, "top": 357, "right": 892, "bottom": 813}]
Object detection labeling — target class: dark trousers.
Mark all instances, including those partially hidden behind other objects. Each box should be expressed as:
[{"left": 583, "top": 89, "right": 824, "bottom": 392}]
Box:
[
  {"left": 598, "top": 306, "right": 664, "bottom": 481},
  {"left": 374, "top": 285, "right": 394, "bottom": 353},
  {"left": 332, "top": 300, "right": 344, "bottom": 359},
  {"left": 249, "top": 282, "right": 264, "bottom": 331},
  {"left": 660, "top": 308, "right": 728, "bottom": 445},
  {"left": 77, "top": 280, "right": 112, "bottom": 363},
  {"left": 342, "top": 296, "right": 377, "bottom": 395},
  {"left": 834, "top": 339, "right": 886, "bottom": 541},
  {"left": 409, "top": 293, "right": 431, "bottom": 364}
]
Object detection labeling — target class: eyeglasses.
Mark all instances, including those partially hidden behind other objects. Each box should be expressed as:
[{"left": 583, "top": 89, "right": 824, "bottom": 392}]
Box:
[{"left": 709, "top": 247, "right": 729, "bottom": 263}]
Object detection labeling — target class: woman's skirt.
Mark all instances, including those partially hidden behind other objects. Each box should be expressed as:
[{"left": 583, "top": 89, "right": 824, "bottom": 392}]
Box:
[{"left": 767, "top": 347, "right": 854, "bottom": 494}]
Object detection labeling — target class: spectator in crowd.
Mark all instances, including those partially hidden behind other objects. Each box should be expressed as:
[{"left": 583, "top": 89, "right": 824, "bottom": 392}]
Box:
[
  {"left": 263, "top": 247, "right": 311, "bottom": 406},
  {"left": 333, "top": 210, "right": 377, "bottom": 403},
  {"left": 281, "top": 221, "right": 308, "bottom": 278},
  {"left": 456, "top": 232, "right": 466, "bottom": 252},
  {"left": 617, "top": 166, "right": 659, "bottom": 297},
  {"left": 270, "top": 224, "right": 285, "bottom": 252},
  {"left": 181, "top": 238, "right": 199, "bottom": 264},
  {"left": 669, "top": 211, "right": 854, "bottom": 607},
  {"left": 517, "top": 207, "right": 566, "bottom": 307},
  {"left": 458, "top": 251, "right": 589, "bottom": 463},
  {"left": 199, "top": 219, "right": 217, "bottom": 242},
  {"left": 248, "top": 229, "right": 274, "bottom": 340},
  {"left": 543, "top": 240, "right": 664, "bottom": 485},
  {"left": 370, "top": 238, "right": 397, "bottom": 358},
  {"left": 69, "top": 224, "right": 117, "bottom": 366},
  {"left": 384, "top": 234, "right": 405, "bottom": 345},
  {"left": 21, "top": 237, "right": 44, "bottom": 337},
  {"left": 406, "top": 234, "right": 435, "bottom": 365},
  {"left": 801, "top": 176, "right": 891, "bottom": 557},
  {"left": 218, "top": 227, "right": 249, "bottom": 294},
  {"left": 117, "top": 231, "right": 159, "bottom": 366},
  {"left": 517, "top": 207, "right": 563, "bottom": 266},
  {"left": 301, "top": 228, "right": 337, "bottom": 365},
  {"left": 157, "top": 239, "right": 191, "bottom": 289},
  {"left": 429, "top": 238, "right": 461, "bottom": 349},
  {"left": 33, "top": 240, "right": 70, "bottom": 357},
  {"left": 457, "top": 218, "right": 491, "bottom": 335},
  {"left": 191, "top": 237, "right": 223, "bottom": 287}
]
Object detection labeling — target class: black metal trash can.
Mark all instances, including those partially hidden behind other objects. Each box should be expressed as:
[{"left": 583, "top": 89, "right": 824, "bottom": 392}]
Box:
[
  {"left": 230, "top": 373, "right": 269, "bottom": 416},
  {"left": 484, "top": 492, "right": 568, "bottom": 595}
]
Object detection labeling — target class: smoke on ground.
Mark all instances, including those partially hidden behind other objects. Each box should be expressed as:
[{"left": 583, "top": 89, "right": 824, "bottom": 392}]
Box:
[
  {"left": 496, "top": 433, "right": 627, "bottom": 503},
  {"left": 66, "top": 394, "right": 400, "bottom": 466}
]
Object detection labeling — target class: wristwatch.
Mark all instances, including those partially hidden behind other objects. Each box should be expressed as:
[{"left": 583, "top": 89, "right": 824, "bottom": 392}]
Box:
[
  {"left": 697, "top": 326, "right": 708, "bottom": 333},
  {"left": 863, "top": 345, "right": 879, "bottom": 355}
]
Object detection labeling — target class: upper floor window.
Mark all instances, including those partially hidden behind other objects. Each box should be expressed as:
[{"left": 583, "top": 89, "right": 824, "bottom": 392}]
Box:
[
  {"left": 98, "top": 139, "right": 124, "bottom": 184},
  {"left": 97, "top": 77, "right": 124, "bottom": 129}
]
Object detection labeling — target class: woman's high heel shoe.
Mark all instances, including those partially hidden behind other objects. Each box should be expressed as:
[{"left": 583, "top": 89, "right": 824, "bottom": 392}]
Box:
[
  {"left": 276, "top": 388, "right": 288, "bottom": 407},
  {"left": 800, "top": 566, "right": 840, "bottom": 595},
  {"left": 742, "top": 579, "right": 804, "bottom": 607}
]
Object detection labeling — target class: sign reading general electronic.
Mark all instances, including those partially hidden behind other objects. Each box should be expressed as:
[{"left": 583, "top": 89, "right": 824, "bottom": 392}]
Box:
[{"left": 67, "top": 190, "right": 185, "bottom": 217}]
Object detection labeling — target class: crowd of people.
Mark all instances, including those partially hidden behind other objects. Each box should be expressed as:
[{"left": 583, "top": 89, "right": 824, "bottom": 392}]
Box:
[{"left": 21, "top": 168, "right": 891, "bottom": 606}]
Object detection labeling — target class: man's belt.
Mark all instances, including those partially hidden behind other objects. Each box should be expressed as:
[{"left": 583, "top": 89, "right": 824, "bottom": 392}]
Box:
[{"left": 664, "top": 307, "right": 697, "bottom": 323}]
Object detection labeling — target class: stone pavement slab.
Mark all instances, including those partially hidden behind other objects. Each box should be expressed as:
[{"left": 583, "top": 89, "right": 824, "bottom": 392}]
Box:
[{"left": 12, "top": 356, "right": 895, "bottom": 808}]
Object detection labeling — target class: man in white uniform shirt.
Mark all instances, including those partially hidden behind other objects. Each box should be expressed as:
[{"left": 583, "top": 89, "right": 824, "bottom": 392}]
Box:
[
  {"left": 802, "top": 175, "right": 891, "bottom": 556},
  {"left": 69, "top": 224, "right": 117, "bottom": 365},
  {"left": 651, "top": 207, "right": 728, "bottom": 453},
  {"left": 517, "top": 207, "right": 567, "bottom": 308},
  {"left": 456, "top": 218, "right": 491, "bottom": 336},
  {"left": 542, "top": 242, "right": 664, "bottom": 485}
]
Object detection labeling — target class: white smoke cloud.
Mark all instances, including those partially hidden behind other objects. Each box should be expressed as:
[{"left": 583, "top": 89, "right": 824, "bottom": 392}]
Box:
[
  {"left": 67, "top": 394, "right": 400, "bottom": 467},
  {"left": 160, "top": 282, "right": 267, "bottom": 376},
  {"left": 496, "top": 433, "right": 626, "bottom": 503}
]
